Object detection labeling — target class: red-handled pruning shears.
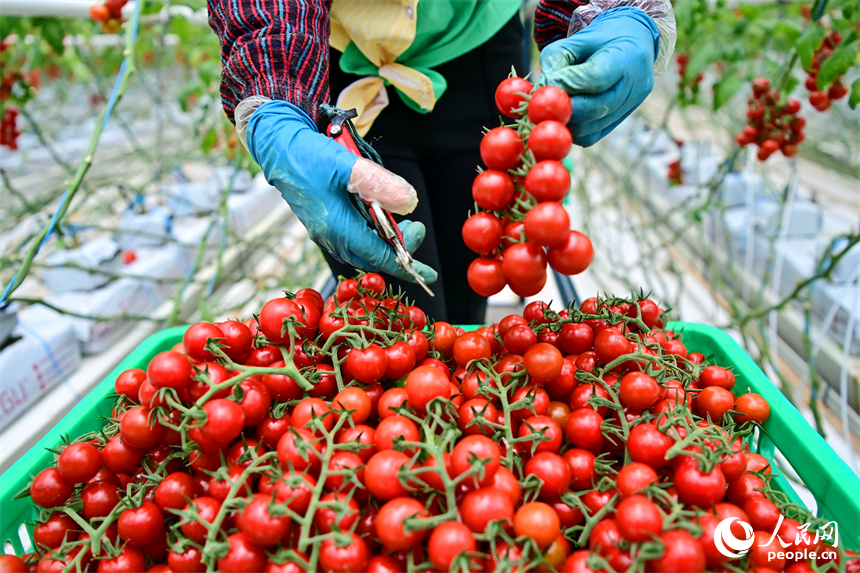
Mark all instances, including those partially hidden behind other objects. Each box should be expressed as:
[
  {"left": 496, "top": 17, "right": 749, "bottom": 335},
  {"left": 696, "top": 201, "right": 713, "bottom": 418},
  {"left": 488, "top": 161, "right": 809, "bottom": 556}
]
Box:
[{"left": 326, "top": 111, "right": 435, "bottom": 297}]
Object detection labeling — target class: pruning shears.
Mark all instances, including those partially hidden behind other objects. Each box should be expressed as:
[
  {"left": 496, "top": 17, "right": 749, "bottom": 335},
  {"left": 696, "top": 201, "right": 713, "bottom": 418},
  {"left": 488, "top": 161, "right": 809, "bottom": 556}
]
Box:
[{"left": 326, "top": 110, "right": 435, "bottom": 297}]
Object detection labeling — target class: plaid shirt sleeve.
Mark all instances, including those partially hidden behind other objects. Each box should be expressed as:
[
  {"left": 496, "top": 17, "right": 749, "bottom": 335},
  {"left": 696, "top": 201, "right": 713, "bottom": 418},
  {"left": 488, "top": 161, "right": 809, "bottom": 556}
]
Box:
[
  {"left": 207, "top": 0, "right": 330, "bottom": 124},
  {"left": 534, "top": 0, "right": 590, "bottom": 49}
]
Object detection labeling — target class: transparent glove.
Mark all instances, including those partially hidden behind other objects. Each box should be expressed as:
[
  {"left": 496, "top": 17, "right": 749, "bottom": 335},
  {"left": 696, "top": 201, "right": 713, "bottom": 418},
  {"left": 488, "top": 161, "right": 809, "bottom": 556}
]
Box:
[
  {"left": 244, "top": 100, "right": 437, "bottom": 284},
  {"left": 539, "top": 6, "right": 661, "bottom": 147}
]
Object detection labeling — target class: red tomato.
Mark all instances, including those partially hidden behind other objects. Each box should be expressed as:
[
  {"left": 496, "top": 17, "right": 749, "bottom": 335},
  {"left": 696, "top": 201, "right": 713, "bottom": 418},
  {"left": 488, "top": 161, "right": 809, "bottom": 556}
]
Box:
[
  {"left": 460, "top": 487, "right": 515, "bottom": 533},
  {"left": 462, "top": 212, "right": 504, "bottom": 254},
  {"left": 472, "top": 169, "right": 515, "bottom": 211},
  {"left": 524, "top": 452, "right": 571, "bottom": 501},
  {"left": 468, "top": 257, "right": 507, "bottom": 297},
  {"left": 427, "top": 521, "right": 477, "bottom": 571},
  {"left": 357, "top": 272, "right": 386, "bottom": 297},
  {"left": 405, "top": 365, "right": 452, "bottom": 412},
  {"left": 332, "top": 387, "right": 372, "bottom": 424},
  {"left": 452, "top": 331, "right": 492, "bottom": 367},
  {"left": 615, "top": 462, "right": 658, "bottom": 497},
  {"left": 384, "top": 341, "right": 416, "bottom": 380},
  {"left": 57, "top": 442, "right": 101, "bottom": 483},
  {"left": 563, "top": 408, "right": 605, "bottom": 454},
  {"left": 524, "top": 342, "right": 564, "bottom": 382},
  {"left": 115, "top": 368, "right": 146, "bottom": 400},
  {"left": 619, "top": 372, "right": 661, "bottom": 410},
  {"left": 376, "top": 497, "right": 429, "bottom": 550},
  {"left": 346, "top": 344, "right": 389, "bottom": 384},
  {"left": 524, "top": 201, "right": 570, "bottom": 246},
  {"left": 318, "top": 534, "right": 369, "bottom": 573},
  {"left": 513, "top": 502, "right": 561, "bottom": 549},
  {"left": 734, "top": 393, "right": 771, "bottom": 424},
  {"left": 216, "top": 533, "right": 267, "bottom": 573},
  {"left": 524, "top": 160, "right": 570, "bottom": 202},
  {"left": 375, "top": 415, "right": 420, "bottom": 452},
  {"left": 147, "top": 351, "right": 193, "bottom": 390},
  {"left": 365, "top": 450, "right": 415, "bottom": 500},
  {"left": 258, "top": 298, "right": 304, "bottom": 343},
  {"left": 201, "top": 398, "right": 245, "bottom": 444},
  {"left": 649, "top": 530, "right": 706, "bottom": 573},
  {"left": 452, "top": 435, "right": 501, "bottom": 487},
  {"left": 673, "top": 458, "right": 727, "bottom": 508},
  {"left": 502, "top": 242, "right": 547, "bottom": 285},
  {"left": 615, "top": 495, "right": 663, "bottom": 542},
  {"left": 528, "top": 85, "right": 572, "bottom": 124},
  {"left": 528, "top": 120, "right": 573, "bottom": 161},
  {"left": 518, "top": 415, "right": 563, "bottom": 454},
  {"left": 118, "top": 501, "right": 164, "bottom": 547},
  {"left": 495, "top": 76, "right": 533, "bottom": 117},
  {"left": 547, "top": 230, "right": 594, "bottom": 275},
  {"left": 182, "top": 322, "right": 225, "bottom": 361},
  {"left": 627, "top": 423, "right": 672, "bottom": 468},
  {"left": 480, "top": 127, "right": 524, "bottom": 170}
]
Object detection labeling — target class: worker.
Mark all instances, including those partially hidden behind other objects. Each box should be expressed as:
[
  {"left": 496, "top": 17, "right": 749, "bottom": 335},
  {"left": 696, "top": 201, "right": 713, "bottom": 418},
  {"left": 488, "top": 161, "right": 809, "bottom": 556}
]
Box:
[{"left": 208, "top": 0, "right": 676, "bottom": 323}]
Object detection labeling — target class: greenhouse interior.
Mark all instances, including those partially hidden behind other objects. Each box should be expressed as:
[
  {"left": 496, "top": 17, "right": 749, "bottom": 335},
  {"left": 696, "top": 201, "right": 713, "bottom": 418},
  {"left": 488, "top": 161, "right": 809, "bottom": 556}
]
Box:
[{"left": 0, "top": 0, "right": 858, "bottom": 571}]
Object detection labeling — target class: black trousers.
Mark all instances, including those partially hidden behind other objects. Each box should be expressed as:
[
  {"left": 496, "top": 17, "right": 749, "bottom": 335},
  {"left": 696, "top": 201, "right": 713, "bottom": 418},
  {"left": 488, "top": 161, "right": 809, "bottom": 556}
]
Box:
[{"left": 324, "top": 16, "right": 526, "bottom": 324}]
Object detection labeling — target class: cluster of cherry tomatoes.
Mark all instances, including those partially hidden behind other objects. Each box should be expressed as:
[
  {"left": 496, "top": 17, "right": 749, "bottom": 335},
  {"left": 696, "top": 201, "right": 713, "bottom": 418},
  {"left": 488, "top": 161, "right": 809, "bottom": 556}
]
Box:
[
  {"left": 10, "top": 274, "right": 854, "bottom": 573},
  {"left": 736, "top": 78, "right": 805, "bottom": 161},
  {"left": 464, "top": 75, "right": 593, "bottom": 298},
  {"left": 803, "top": 30, "right": 848, "bottom": 112},
  {"left": 89, "top": 0, "right": 128, "bottom": 34},
  {"left": 1, "top": 107, "right": 21, "bottom": 150}
]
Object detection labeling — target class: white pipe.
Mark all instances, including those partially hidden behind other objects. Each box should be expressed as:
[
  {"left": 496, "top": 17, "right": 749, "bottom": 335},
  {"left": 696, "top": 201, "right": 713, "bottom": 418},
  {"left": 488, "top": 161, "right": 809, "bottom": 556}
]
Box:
[{"left": 0, "top": 0, "right": 98, "bottom": 18}]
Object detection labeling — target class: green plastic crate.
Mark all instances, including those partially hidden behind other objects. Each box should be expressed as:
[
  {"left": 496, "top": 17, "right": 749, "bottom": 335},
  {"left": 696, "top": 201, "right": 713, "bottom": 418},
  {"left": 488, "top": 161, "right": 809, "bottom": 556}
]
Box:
[{"left": 2, "top": 323, "right": 858, "bottom": 556}]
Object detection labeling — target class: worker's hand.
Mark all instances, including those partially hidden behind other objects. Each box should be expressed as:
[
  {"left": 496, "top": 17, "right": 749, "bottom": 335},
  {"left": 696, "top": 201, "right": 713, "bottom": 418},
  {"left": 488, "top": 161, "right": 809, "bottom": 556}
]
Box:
[
  {"left": 539, "top": 6, "right": 660, "bottom": 147},
  {"left": 245, "top": 100, "right": 437, "bottom": 285}
]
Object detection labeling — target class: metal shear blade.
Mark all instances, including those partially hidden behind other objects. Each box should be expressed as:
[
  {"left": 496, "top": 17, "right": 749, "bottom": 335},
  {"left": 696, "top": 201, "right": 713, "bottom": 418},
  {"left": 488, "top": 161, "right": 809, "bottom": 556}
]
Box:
[{"left": 369, "top": 202, "right": 435, "bottom": 297}]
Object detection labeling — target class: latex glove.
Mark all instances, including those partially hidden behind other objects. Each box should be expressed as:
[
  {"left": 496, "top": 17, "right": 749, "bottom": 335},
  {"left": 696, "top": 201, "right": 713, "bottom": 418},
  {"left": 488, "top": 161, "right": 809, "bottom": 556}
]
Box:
[
  {"left": 246, "top": 100, "right": 437, "bottom": 285},
  {"left": 539, "top": 7, "right": 660, "bottom": 147}
]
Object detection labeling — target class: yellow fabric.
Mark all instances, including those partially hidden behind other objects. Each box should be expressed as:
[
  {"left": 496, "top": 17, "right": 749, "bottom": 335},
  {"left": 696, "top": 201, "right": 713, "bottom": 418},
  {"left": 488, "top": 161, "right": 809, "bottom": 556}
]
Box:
[{"left": 329, "top": 0, "right": 436, "bottom": 136}]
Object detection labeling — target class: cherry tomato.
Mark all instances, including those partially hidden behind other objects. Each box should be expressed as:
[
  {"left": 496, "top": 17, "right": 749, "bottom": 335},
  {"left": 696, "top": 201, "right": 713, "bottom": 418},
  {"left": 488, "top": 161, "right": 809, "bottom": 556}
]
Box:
[
  {"left": 480, "top": 127, "right": 524, "bottom": 170},
  {"left": 462, "top": 212, "right": 504, "bottom": 254},
  {"left": 528, "top": 85, "right": 572, "bottom": 124},
  {"left": 376, "top": 497, "right": 429, "bottom": 550},
  {"left": 495, "top": 76, "right": 533, "bottom": 117},
  {"left": 547, "top": 230, "right": 593, "bottom": 276},
  {"left": 405, "top": 365, "right": 452, "bottom": 412},
  {"left": 524, "top": 452, "right": 571, "bottom": 501},
  {"left": 734, "top": 393, "right": 770, "bottom": 424},
  {"left": 528, "top": 120, "right": 573, "bottom": 161},
  {"left": 468, "top": 257, "right": 507, "bottom": 297},
  {"left": 513, "top": 502, "right": 560, "bottom": 549},
  {"left": 472, "top": 169, "right": 515, "bottom": 211},
  {"left": 524, "top": 160, "right": 570, "bottom": 202},
  {"left": 460, "top": 487, "right": 514, "bottom": 533}
]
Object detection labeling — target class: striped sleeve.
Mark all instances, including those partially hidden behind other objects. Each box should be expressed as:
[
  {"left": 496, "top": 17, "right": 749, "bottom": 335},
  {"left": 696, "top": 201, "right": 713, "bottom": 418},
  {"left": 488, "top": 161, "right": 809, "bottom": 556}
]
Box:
[
  {"left": 207, "top": 0, "right": 330, "bottom": 124},
  {"left": 534, "top": 0, "right": 590, "bottom": 50}
]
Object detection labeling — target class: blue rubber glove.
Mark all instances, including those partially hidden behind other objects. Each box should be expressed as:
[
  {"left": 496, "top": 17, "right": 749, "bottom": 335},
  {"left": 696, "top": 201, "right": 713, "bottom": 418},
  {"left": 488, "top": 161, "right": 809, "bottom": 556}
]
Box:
[
  {"left": 246, "top": 101, "right": 437, "bottom": 285},
  {"left": 539, "top": 7, "right": 660, "bottom": 147}
]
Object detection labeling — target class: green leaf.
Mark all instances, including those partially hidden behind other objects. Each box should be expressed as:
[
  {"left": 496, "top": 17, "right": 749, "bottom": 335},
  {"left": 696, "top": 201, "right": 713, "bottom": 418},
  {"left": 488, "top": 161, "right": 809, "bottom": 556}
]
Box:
[
  {"left": 849, "top": 78, "right": 860, "bottom": 110},
  {"left": 817, "top": 38, "right": 859, "bottom": 89},
  {"left": 685, "top": 44, "right": 720, "bottom": 83},
  {"left": 797, "top": 23, "right": 826, "bottom": 71},
  {"left": 713, "top": 72, "right": 744, "bottom": 111}
]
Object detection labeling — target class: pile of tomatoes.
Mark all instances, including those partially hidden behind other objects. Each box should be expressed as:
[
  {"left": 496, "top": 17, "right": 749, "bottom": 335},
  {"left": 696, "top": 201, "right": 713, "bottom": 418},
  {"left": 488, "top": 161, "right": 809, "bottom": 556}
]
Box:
[
  {"left": 9, "top": 273, "right": 855, "bottom": 573},
  {"left": 464, "top": 75, "right": 593, "bottom": 298},
  {"left": 736, "top": 78, "right": 805, "bottom": 161},
  {"left": 802, "top": 30, "right": 849, "bottom": 112}
]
